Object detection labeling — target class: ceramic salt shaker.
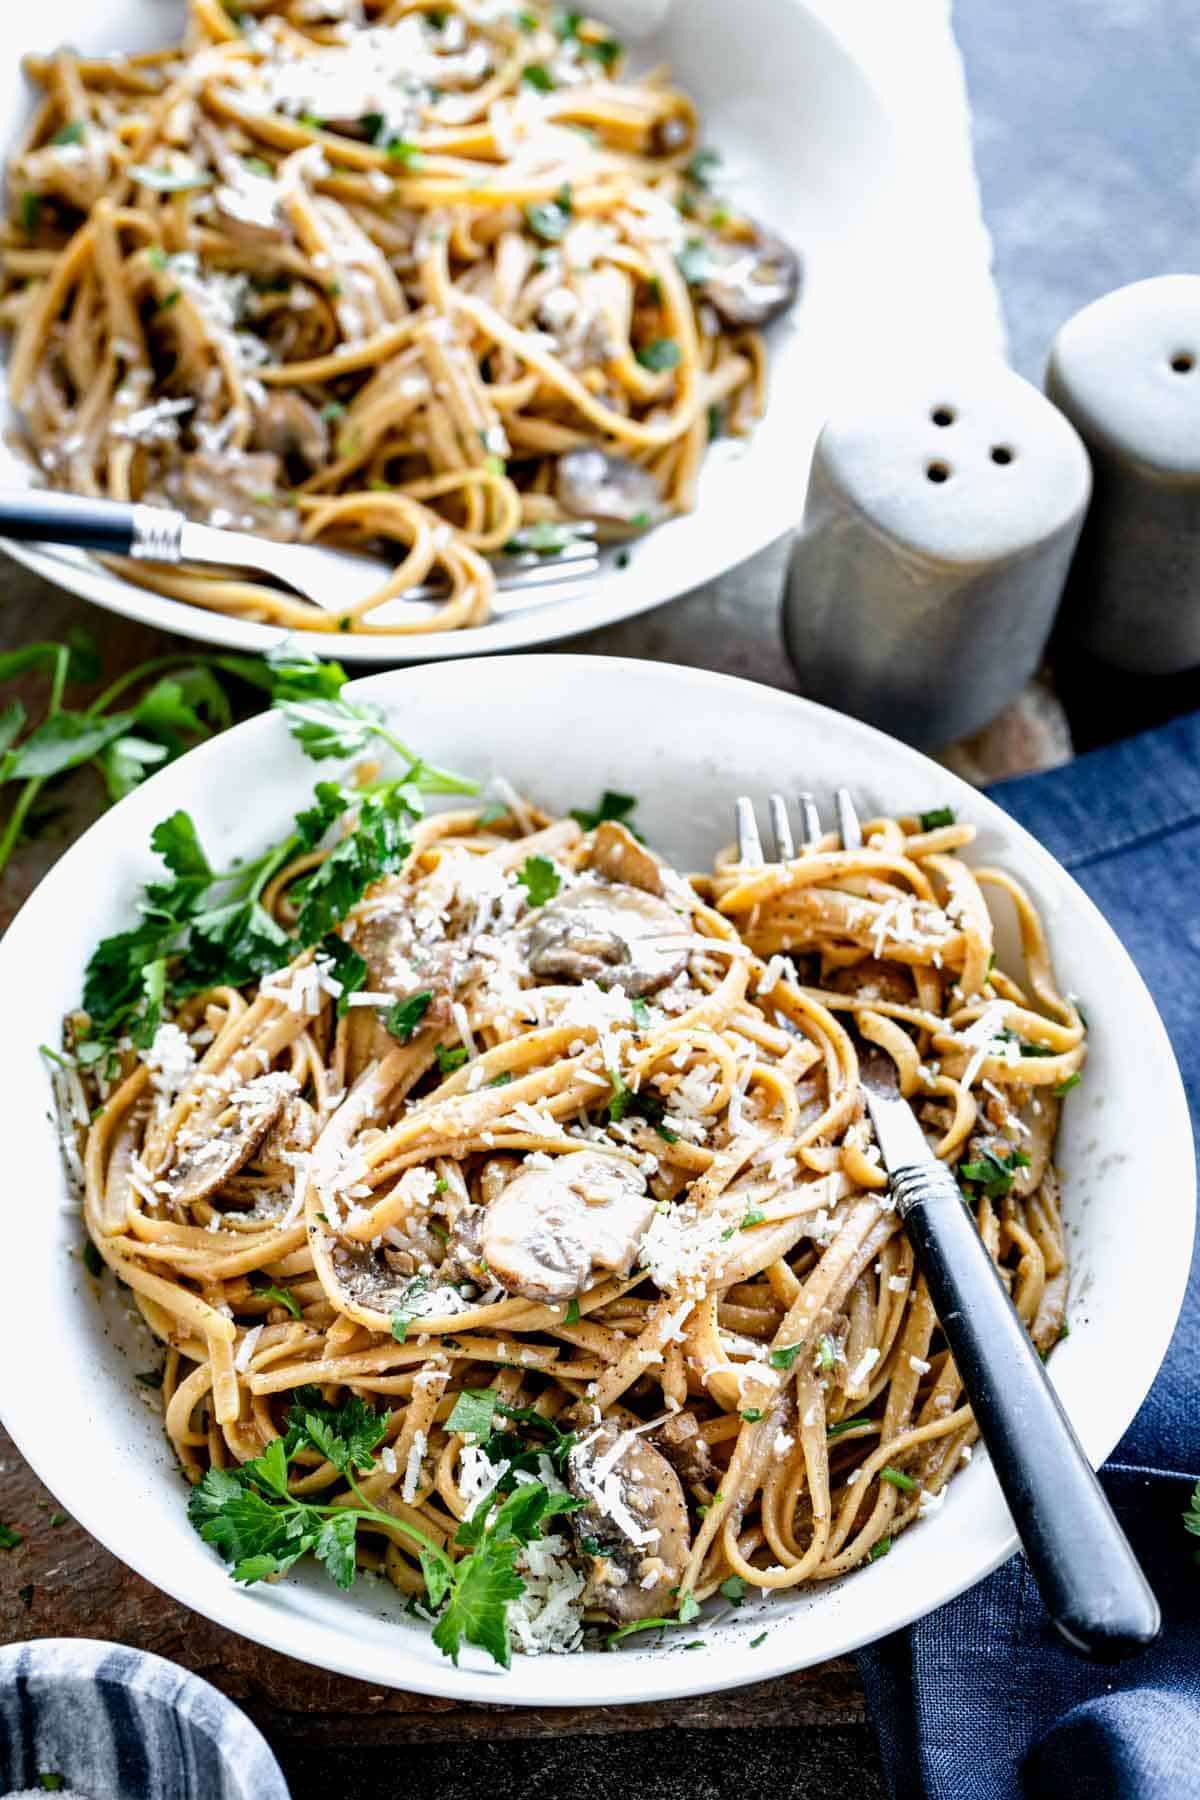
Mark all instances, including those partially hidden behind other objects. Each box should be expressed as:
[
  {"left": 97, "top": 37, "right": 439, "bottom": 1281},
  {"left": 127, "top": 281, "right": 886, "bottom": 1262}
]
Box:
[
  {"left": 782, "top": 364, "right": 1092, "bottom": 749},
  {"left": 1047, "top": 275, "right": 1200, "bottom": 673}
]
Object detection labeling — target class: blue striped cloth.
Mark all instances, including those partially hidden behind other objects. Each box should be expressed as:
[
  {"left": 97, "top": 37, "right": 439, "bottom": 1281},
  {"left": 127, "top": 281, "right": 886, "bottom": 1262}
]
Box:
[{"left": 857, "top": 710, "right": 1200, "bottom": 1799}]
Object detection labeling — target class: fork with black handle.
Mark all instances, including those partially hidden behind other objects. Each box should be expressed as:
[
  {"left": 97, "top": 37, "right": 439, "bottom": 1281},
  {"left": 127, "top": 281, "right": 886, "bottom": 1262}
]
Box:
[{"left": 735, "top": 789, "right": 1159, "bottom": 1662}]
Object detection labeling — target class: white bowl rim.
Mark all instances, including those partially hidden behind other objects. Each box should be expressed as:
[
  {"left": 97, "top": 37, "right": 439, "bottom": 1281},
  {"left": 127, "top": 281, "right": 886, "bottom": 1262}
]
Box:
[
  {"left": 0, "top": 652, "right": 1191, "bottom": 1707},
  {"left": 0, "top": 0, "right": 903, "bottom": 663}
]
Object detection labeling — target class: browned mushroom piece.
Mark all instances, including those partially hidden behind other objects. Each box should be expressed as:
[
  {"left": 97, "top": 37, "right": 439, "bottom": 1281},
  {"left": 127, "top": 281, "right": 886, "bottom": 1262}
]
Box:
[
  {"left": 701, "top": 226, "right": 801, "bottom": 329},
  {"left": 588, "top": 819, "right": 665, "bottom": 897},
  {"left": 566, "top": 1420, "right": 692, "bottom": 1623},
  {"left": 251, "top": 390, "right": 330, "bottom": 474},
  {"left": 524, "top": 882, "right": 686, "bottom": 997},
  {"left": 654, "top": 1409, "right": 714, "bottom": 1487},
  {"left": 171, "top": 450, "right": 299, "bottom": 541},
  {"left": 480, "top": 1153, "right": 654, "bottom": 1304},
  {"left": 166, "top": 1072, "right": 298, "bottom": 1207},
  {"left": 555, "top": 449, "right": 661, "bottom": 529}
]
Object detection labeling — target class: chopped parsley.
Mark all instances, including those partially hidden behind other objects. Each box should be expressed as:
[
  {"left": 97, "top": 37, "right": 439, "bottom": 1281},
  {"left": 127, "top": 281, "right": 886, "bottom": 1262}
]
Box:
[
  {"left": 741, "top": 1207, "right": 766, "bottom": 1229},
  {"left": 958, "top": 1145, "right": 1031, "bottom": 1199},
  {"left": 50, "top": 121, "right": 86, "bottom": 146},
  {"left": 319, "top": 934, "right": 367, "bottom": 1016},
  {"left": 867, "top": 1536, "right": 893, "bottom": 1562},
  {"left": 446, "top": 1387, "right": 500, "bottom": 1440},
  {"left": 879, "top": 1465, "right": 918, "bottom": 1493},
  {"left": 570, "top": 789, "right": 639, "bottom": 832},
  {"left": 719, "top": 1575, "right": 745, "bottom": 1604},
  {"left": 20, "top": 191, "right": 41, "bottom": 239},
  {"left": 488, "top": 1070, "right": 514, "bottom": 1088},
  {"left": 135, "top": 1369, "right": 164, "bottom": 1390},
  {"left": 740, "top": 1408, "right": 764, "bottom": 1422},
  {"left": 1053, "top": 1072, "right": 1081, "bottom": 1096},
  {"left": 18, "top": 1584, "right": 33, "bottom": 1608},
  {"left": 517, "top": 853, "right": 561, "bottom": 905},
  {"left": 253, "top": 1280, "right": 301, "bottom": 1320},
  {"left": 918, "top": 806, "right": 955, "bottom": 831},
  {"left": 816, "top": 1334, "right": 836, "bottom": 1372},
  {"left": 750, "top": 1630, "right": 768, "bottom": 1648},
  {"left": 0, "top": 1523, "right": 23, "bottom": 1550},
  {"left": 826, "top": 1415, "right": 871, "bottom": 1440},
  {"left": 630, "top": 996, "right": 650, "bottom": 1027},
  {"left": 522, "top": 62, "right": 555, "bottom": 90},
  {"left": 81, "top": 1239, "right": 104, "bottom": 1279},
  {"left": 768, "top": 1343, "right": 803, "bottom": 1371},
  {"left": 564, "top": 1298, "right": 581, "bottom": 1325},
  {"left": 385, "top": 990, "right": 434, "bottom": 1043},
  {"left": 524, "top": 183, "right": 572, "bottom": 242},
  {"left": 1183, "top": 1479, "right": 1200, "bottom": 1560},
  {"left": 435, "top": 1043, "right": 469, "bottom": 1073},
  {"left": 685, "top": 147, "right": 721, "bottom": 189},
  {"left": 636, "top": 338, "right": 681, "bottom": 372}
]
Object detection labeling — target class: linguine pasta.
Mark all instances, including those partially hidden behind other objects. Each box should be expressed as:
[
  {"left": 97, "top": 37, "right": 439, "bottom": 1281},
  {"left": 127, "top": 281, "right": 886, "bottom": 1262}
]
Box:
[
  {"left": 60, "top": 783, "right": 1085, "bottom": 1661},
  {"left": 1, "top": 1, "right": 795, "bottom": 634}
]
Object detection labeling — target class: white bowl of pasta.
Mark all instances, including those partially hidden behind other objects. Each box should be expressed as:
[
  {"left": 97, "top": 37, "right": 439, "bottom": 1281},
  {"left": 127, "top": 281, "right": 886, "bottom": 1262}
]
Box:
[
  {"left": 0, "top": 0, "right": 905, "bottom": 658},
  {"left": 0, "top": 653, "right": 1191, "bottom": 1705}
]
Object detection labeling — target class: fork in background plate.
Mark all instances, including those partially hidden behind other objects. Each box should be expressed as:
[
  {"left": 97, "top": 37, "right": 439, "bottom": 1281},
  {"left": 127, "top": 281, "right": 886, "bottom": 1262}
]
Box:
[
  {"left": 0, "top": 487, "right": 601, "bottom": 624},
  {"left": 736, "top": 788, "right": 1160, "bottom": 1662}
]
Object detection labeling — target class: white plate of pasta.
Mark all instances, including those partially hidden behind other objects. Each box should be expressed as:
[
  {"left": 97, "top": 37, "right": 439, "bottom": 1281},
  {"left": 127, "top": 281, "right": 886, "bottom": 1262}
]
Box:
[
  {"left": 0, "top": 0, "right": 903, "bottom": 658},
  {"left": 0, "top": 653, "right": 1191, "bottom": 1704}
]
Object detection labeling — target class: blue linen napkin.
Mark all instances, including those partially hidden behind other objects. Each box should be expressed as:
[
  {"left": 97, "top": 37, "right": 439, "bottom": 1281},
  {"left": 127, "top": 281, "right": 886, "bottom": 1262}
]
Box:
[{"left": 857, "top": 708, "right": 1200, "bottom": 1800}]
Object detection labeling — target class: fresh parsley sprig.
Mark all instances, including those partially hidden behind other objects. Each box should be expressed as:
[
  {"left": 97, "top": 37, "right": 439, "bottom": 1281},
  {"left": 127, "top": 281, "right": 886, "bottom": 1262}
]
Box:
[
  {"left": 189, "top": 1387, "right": 580, "bottom": 1668},
  {"left": 78, "top": 646, "right": 476, "bottom": 1050}
]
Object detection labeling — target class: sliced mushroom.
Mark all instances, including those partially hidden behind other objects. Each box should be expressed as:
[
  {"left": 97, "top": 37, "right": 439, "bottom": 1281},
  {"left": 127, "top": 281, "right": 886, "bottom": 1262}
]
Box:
[
  {"left": 555, "top": 449, "right": 660, "bottom": 528},
  {"left": 481, "top": 1153, "right": 654, "bottom": 1304},
  {"left": 166, "top": 1072, "right": 298, "bottom": 1207},
  {"left": 525, "top": 882, "right": 686, "bottom": 997},
  {"left": 654, "top": 1410, "right": 714, "bottom": 1488},
  {"left": 171, "top": 450, "right": 299, "bottom": 542},
  {"left": 251, "top": 391, "right": 329, "bottom": 474},
  {"left": 701, "top": 225, "right": 801, "bottom": 329},
  {"left": 566, "top": 1420, "right": 692, "bottom": 1624},
  {"left": 588, "top": 820, "right": 665, "bottom": 897}
]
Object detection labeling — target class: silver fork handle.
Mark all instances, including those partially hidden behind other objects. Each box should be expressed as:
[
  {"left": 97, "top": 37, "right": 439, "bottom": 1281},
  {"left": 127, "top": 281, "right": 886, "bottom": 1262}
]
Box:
[
  {"left": 892, "top": 1157, "right": 1160, "bottom": 1661},
  {"left": 0, "top": 488, "right": 184, "bottom": 561}
]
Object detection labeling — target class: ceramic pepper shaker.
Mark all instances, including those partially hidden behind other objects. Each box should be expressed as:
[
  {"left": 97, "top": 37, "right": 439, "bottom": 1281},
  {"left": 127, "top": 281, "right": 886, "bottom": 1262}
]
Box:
[
  {"left": 1047, "top": 274, "right": 1200, "bottom": 673},
  {"left": 782, "top": 363, "right": 1092, "bottom": 749}
]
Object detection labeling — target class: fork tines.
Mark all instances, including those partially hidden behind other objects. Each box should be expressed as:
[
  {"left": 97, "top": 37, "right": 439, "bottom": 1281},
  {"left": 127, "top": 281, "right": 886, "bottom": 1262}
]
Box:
[{"left": 735, "top": 787, "right": 864, "bottom": 863}]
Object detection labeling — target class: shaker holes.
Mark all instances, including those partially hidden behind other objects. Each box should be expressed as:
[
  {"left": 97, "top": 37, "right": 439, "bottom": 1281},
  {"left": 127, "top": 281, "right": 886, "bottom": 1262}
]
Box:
[
  {"left": 926, "top": 462, "right": 951, "bottom": 484},
  {"left": 1170, "top": 352, "right": 1195, "bottom": 373}
]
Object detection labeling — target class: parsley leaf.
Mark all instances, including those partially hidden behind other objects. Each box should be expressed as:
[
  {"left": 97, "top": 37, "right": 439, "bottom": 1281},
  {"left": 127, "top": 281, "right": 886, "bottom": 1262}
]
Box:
[
  {"left": 253, "top": 1280, "right": 301, "bottom": 1320},
  {"left": 564, "top": 1297, "right": 581, "bottom": 1326},
  {"left": 446, "top": 1388, "right": 500, "bottom": 1440},
  {"left": 318, "top": 935, "right": 367, "bottom": 1016},
  {"left": 0, "top": 1522, "right": 23, "bottom": 1550},
  {"left": 636, "top": 338, "right": 681, "bottom": 372},
  {"left": 524, "top": 184, "right": 572, "bottom": 242},
  {"left": 436, "top": 1043, "right": 469, "bottom": 1073},
  {"left": 385, "top": 990, "right": 433, "bottom": 1042},
  {"left": 958, "top": 1145, "right": 1031, "bottom": 1199},
  {"left": 768, "top": 1342, "right": 803, "bottom": 1371},
  {"left": 919, "top": 807, "right": 956, "bottom": 831},
  {"left": 517, "top": 854, "right": 561, "bottom": 905},
  {"left": 1053, "top": 1072, "right": 1081, "bottom": 1096},
  {"left": 1183, "top": 1479, "right": 1200, "bottom": 1555},
  {"left": 569, "top": 790, "right": 639, "bottom": 832}
]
